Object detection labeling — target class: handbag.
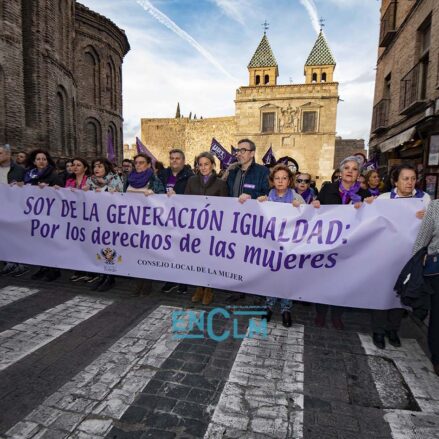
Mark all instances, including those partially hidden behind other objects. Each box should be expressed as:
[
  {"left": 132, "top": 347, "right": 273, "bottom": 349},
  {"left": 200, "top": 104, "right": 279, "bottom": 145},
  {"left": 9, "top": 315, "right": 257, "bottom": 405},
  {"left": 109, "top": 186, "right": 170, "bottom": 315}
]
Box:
[{"left": 423, "top": 254, "right": 439, "bottom": 277}]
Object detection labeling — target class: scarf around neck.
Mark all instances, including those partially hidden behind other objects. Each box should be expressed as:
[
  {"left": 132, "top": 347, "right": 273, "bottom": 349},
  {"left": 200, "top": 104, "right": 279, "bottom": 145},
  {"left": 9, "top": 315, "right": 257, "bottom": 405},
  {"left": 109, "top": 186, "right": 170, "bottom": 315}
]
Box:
[
  {"left": 368, "top": 187, "right": 380, "bottom": 197},
  {"left": 390, "top": 188, "right": 424, "bottom": 199},
  {"left": 24, "top": 166, "right": 53, "bottom": 184},
  {"left": 268, "top": 188, "right": 294, "bottom": 203},
  {"left": 89, "top": 173, "right": 116, "bottom": 189},
  {"left": 299, "top": 188, "right": 314, "bottom": 204},
  {"left": 339, "top": 181, "right": 362, "bottom": 204},
  {"left": 127, "top": 168, "right": 154, "bottom": 189}
]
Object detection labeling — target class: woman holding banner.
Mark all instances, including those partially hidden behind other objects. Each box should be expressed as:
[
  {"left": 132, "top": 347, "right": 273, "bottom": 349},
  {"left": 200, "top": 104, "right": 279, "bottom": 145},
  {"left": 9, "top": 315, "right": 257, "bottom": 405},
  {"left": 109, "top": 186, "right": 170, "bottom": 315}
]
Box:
[
  {"left": 185, "top": 152, "right": 228, "bottom": 305},
  {"left": 125, "top": 153, "right": 165, "bottom": 296},
  {"left": 84, "top": 158, "right": 123, "bottom": 292},
  {"left": 364, "top": 169, "right": 382, "bottom": 197},
  {"left": 313, "top": 156, "right": 370, "bottom": 330},
  {"left": 258, "top": 164, "right": 306, "bottom": 327},
  {"left": 25, "top": 149, "right": 64, "bottom": 282},
  {"left": 371, "top": 164, "right": 430, "bottom": 349},
  {"left": 294, "top": 172, "right": 316, "bottom": 204}
]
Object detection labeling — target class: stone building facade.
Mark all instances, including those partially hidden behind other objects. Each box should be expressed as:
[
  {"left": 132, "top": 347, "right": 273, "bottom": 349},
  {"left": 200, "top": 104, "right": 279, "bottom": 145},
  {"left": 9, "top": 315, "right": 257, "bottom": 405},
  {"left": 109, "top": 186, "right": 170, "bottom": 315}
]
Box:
[
  {"left": 370, "top": 0, "right": 439, "bottom": 195},
  {"left": 141, "top": 31, "right": 339, "bottom": 183},
  {"left": 0, "top": 1, "right": 130, "bottom": 163},
  {"left": 333, "top": 137, "right": 366, "bottom": 170}
]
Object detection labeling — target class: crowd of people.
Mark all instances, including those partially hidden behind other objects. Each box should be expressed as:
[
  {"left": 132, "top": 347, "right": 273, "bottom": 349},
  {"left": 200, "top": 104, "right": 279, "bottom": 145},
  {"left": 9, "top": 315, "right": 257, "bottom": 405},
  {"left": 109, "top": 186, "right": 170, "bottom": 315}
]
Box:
[{"left": 0, "top": 139, "right": 438, "bottom": 375}]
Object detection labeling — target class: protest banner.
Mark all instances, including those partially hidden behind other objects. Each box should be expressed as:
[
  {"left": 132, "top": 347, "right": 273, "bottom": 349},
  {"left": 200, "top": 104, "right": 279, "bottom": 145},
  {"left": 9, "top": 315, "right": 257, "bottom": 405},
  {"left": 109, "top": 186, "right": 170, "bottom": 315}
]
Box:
[{"left": 0, "top": 185, "right": 423, "bottom": 309}]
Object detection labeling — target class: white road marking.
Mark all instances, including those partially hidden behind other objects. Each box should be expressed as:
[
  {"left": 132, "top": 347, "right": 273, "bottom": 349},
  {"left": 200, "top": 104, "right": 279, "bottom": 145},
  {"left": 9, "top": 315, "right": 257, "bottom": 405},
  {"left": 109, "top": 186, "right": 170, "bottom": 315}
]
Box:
[
  {"left": 0, "top": 296, "right": 112, "bottom": 372},
  {"left": 359, "top": 333, "right": 439, "bottom": 438},
  {"left": 0, "top": 285, "right": 39, "bottom": 308},
  {"left": 204, "top": 322, "right": 305, "bottom": 439},
  {"left": 5, "top": 305, "right": 195, "bottom": 439}
]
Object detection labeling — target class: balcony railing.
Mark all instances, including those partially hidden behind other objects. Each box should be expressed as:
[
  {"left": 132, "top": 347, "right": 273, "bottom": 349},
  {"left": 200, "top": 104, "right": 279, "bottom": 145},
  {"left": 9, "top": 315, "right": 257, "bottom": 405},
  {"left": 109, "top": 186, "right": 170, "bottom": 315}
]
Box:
[
  {"left": 379, "top": 2, "right": 397, "bottom": 47},
  {"left": 399, "top": 61, "right": 428, "bottom": 115},
  {"left": 372, "top": 98, "right": 390, "bottom": 133}
]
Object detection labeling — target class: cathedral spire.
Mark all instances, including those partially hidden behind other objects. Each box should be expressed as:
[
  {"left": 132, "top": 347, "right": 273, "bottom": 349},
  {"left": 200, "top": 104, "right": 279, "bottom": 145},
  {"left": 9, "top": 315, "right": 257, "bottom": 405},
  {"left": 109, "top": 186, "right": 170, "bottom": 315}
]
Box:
[
  {"left": 304, "top": 30, "right": 336, "bottom": 84},
  {"left": 175, "top": 102, "right": 181, "bottom": 118},
  {"left": 247, "top": 33, "right": 278, "bottom": 86}
]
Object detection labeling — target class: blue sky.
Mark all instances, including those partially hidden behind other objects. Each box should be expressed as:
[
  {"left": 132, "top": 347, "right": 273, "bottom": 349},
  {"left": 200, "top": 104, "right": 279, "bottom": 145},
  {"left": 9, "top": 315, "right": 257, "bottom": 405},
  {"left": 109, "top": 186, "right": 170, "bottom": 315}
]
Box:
[{"left": 80, "top": 0, "right": 381, "bottom": 148}]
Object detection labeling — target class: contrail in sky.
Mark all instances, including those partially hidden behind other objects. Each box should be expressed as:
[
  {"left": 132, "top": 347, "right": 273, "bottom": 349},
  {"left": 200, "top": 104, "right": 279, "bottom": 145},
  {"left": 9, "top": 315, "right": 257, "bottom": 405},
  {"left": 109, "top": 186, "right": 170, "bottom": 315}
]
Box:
[
  {"left": 136, "top": 0, "right": 236, "bottom": 81},
  {"left": 298, "top": 0, "right": 320, "bottom": 34}
]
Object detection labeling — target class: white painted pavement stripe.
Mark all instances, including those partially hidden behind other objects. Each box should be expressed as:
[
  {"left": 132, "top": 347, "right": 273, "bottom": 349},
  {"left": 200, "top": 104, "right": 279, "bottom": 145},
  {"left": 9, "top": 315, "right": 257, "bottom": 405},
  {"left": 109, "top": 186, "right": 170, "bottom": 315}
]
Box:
[
  {"left": 359, "top": 334, "right": 439, "bottom": 439},
  {"left": 5, "top": 305, "right": 196, "bottom": 439},
  {"left": 204, "top": 322, "right": 305, "bottom": 439},
  {"left": 0, "top": 285, "right": 39, "bottom": 308},
  {"left": 0, "top": 296, "right": 112, "bottom": 372}
]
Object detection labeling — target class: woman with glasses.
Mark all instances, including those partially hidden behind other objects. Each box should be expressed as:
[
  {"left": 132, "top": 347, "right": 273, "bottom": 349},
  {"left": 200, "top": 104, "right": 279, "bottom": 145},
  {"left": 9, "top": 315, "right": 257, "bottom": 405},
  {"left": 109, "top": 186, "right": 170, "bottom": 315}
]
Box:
[
  {"left": 257, "top": 164, "right": 305, "bottom": 327},
  {"left": 295, "top": 172, "right": 316, "bottom": 204},
  {"left": 185, "top": 152, "right": 228, "bottom": 305},
  {"left": 313, "top": 156, "right": 371, "bottom": 330}
]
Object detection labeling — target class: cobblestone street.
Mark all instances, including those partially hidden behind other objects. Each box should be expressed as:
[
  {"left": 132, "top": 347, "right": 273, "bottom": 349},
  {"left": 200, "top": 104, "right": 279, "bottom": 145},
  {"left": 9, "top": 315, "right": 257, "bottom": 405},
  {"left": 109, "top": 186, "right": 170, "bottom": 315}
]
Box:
[{"left": 0, "top": 274, "right": 438, "bottom": 439}]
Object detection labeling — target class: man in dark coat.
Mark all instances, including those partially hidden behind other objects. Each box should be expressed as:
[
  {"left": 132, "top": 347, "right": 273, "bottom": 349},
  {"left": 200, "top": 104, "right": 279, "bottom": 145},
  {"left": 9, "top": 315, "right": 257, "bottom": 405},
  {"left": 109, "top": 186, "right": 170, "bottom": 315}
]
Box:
[{"left": 158, "top": 149, "right": 194, "bottom": 294}]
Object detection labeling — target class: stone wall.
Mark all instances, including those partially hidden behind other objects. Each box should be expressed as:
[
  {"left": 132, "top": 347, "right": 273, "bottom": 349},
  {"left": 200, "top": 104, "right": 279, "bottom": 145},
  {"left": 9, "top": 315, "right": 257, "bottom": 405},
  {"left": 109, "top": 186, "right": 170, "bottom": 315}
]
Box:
[
  {"left": 333, "top": 138, "right": 366, "bottom": 169},
  {"left": 141, "top": 117, "right": 236, "bottom": 165},
  {"left": 0, "top": 1, "right": 129, "bottom": 163}
]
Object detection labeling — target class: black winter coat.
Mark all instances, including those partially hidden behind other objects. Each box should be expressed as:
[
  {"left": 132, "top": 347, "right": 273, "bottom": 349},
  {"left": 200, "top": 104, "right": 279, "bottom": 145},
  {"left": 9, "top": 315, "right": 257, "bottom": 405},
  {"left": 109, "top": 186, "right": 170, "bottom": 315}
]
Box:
[
  {"left": 394, "top": 247, "right": 433, "bottom": 320},
  {"left": 317, "top": 181, "right": 370, "bottom": 205},
  {"left": 158, "top": 166, "right": 194, "bottom": 195}
]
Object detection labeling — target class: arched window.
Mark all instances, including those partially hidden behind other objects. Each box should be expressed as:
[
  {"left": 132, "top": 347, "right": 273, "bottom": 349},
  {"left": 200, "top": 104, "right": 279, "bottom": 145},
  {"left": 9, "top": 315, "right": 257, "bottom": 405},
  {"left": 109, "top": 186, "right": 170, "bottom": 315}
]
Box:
[
  {"left": 54, "top": 86, "right": 68, "bottom": 155},
  {"left": 322, "top": 72, "right": 327, "bottom": 82},
  {"left": 84, "top": 118, "right": 101, "bottom": 156},
  {"left": 106, "top": 58, "right": 117, "bottom": 110},
  {"left": 107, "top": 123, "right": 117, "bottom": 160},
  {"left": 255, "top": 75, "right": 260, "bottom": 85},
  {"left": 312, "top": 73, "right": 317, "bottom": 83},
  {"left": 264, "top": 74, "right": 270, "bottom": 85},
  {"left": 0, "top": 66, "right": 5, "bottom": 143},
  {"left": 82, "top": 47, "right": 99, "bottom": 104}
]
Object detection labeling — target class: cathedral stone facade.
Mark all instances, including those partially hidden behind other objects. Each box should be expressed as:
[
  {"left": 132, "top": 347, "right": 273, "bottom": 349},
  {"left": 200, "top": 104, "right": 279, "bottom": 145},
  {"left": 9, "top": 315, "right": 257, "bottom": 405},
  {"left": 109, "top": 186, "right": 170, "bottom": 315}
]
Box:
[
  {"left": 0, "top": 1, "right": 130, "bottom": 162},
  {"left": 140, "top": 31, "right": 338, "bottom": 183}
]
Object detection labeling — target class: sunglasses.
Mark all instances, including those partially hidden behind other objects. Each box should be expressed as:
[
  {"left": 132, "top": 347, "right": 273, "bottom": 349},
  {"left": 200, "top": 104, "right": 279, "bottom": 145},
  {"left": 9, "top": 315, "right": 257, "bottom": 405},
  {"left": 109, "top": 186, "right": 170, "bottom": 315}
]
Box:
[{"left": 296, "top": 179, "right": 310, "bottom": 184}]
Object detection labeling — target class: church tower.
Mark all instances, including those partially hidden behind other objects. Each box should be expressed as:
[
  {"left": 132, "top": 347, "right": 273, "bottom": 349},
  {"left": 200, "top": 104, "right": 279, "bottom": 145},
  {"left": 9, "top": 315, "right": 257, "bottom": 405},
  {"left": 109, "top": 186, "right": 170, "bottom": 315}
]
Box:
[
  {"left": 247, "top": 33, "right": 278, "bottom": 86},
  {"left": 304, "top": 30, "right": 336, "bottom": 84}
]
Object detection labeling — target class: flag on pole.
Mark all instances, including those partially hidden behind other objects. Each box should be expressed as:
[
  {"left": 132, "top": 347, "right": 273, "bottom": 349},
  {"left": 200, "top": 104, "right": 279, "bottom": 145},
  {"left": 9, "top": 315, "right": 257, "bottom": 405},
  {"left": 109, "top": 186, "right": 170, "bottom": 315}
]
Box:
[
  {"left": 136, "top": 137, "right": 157, "bottom": 164},
  {"left": 362, "top": 154, "right": 378, "bottom": 172},
  {"left": 262, "top": 145, "right": 276, "bottom": 166},
  {"left": 210, "top": 138, "right": 237, "bottom": 170},
  {"left": 107, "top": 131, "right": 116, "bottom": 163}
]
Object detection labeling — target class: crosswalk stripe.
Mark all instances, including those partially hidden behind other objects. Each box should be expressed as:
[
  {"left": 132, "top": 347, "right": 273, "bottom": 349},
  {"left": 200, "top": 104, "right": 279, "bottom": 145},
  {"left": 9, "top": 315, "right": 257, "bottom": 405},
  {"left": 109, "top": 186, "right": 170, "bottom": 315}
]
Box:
[
  {"left": 359, "top": 334, "right": 439, "bottom": 438},
  {"left": 0, "top": 285, "right": 39, "bottom": 309},
  {"left": 5, "top": 305, "right": 195, "bottom": 439},
  {"left": 0, "top": 295, "right": 112, "bottom": 372},
  {"left": 204, "top": 321, "right": 305, "bottom": 439}
]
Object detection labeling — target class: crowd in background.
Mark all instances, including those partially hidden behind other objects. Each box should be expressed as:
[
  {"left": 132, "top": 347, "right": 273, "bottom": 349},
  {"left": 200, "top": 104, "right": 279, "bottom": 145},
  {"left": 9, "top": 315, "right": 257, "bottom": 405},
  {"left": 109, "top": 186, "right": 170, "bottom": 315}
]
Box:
[{"left": 0, "top": 139, "right": 438, "bottom": 375}]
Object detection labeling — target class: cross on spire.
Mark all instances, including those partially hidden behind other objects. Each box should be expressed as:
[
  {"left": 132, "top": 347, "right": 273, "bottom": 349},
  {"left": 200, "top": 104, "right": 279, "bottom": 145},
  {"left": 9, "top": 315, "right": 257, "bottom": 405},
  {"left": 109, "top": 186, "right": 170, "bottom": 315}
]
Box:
[
  {"left": 262, "top": 20, "right": 269, "bottom": 34},
  {"left": 319, "top": 17, "right": 325, "bottom": 31}
]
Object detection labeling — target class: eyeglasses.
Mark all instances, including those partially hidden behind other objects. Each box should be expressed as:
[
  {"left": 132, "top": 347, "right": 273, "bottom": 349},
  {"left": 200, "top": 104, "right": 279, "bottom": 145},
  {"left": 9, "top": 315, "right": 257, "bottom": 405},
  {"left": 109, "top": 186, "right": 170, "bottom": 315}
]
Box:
[
  {"left": 296, "top": 179, "right": 310, "bottom": 184},
  {"left": 234, "top": 148, "right": 253, "bottom": 154}
]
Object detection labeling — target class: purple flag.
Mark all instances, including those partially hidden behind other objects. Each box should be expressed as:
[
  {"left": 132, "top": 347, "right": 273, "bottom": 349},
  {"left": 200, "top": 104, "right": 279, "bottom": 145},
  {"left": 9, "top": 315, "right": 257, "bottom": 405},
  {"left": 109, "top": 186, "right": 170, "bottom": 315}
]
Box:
[
  {"left": 210, "top": 138, "right": 237, "bottom": 170},
  {"left": 362, "top": 154, "right": 378, "bottom": 172},
  {"left": 107, "top": 131, "right": 116, "bottom": 163},
  {"left": 136, "top": 137, "right": 157, "bottom": 164},
  {"left": 231, "top": 145, "right": 238, "bottom": 155},
  {"left": 262, "top": 145, "right": 276, "bottom": 165}
]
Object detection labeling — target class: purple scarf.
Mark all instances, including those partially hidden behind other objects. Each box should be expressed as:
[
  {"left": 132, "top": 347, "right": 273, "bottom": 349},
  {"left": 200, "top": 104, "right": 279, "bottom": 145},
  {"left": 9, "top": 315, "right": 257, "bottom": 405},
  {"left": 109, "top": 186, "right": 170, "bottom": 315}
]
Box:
[
  {"left": 339, "top": 181, "right": 362, "bottom": 204},
  {"left": 127, "top": 168, "right": 154, "bottom": 189},
  {"left": 268, "top": 188, "right": 294, "bottom": 203},
  {"left": 299, "top": 188, "right": 314, "bottom": 204},
  {"left": 390, "top": 188, "right": 425, "bottom": 199},
  {"left": 24, "top": 166, "right": 53, "bottom": 184},
  {"left": 368, "top": 187, "right": 380, "bottom": 197}
]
